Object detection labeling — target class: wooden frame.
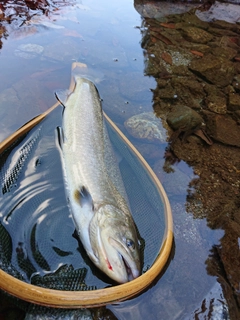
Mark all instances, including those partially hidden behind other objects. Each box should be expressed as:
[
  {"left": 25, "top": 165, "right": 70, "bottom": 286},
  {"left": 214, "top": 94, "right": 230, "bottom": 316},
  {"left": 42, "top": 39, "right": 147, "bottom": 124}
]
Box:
[{"left": 0, "top": 63, "right": 173, "bottom": 308}]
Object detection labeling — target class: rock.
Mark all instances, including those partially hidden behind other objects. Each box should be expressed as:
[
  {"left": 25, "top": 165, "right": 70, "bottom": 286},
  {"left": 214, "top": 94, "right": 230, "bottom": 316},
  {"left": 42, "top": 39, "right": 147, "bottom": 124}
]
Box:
[
  {"left": 167, "top": 105, "right": 204, "bottom": 132},
  {"left": 166, "top": 48, "right": 192, "bottom": 67},
  {"left": 204, "top": 85, "right": 227, "bottom": 115},
  {"left": 218, "top": 35, "right": 240, "bottom": 51},
  {"left": 232, "top": 75, "right": 240, "bottom": 91},
  {"left": 158, "top": 84, "right": 176, "bottom": 100},
  {"left": 170, "top": 77, "right": 204, "bottom": 109},
  {"left": 204, "top": 111, "right": 240, "bottom": 147},
  {"left": 14, "top": 43, "right": 44, "bottom": 59},
  {"left": 211, "top": 46, "right": 238, "bottom": 61},
  {"left": 134, "top": 1, "right": 196, "bottom": 19},
  {"left": 206, "top": 93, "right": 227, "bottom": 114},
  {"left": 189, "top": 54, "right": 235, "bottom": 87},
  {"left": 124, "top": 112, "right": 170, "bottom": 143},
  {"left": 181, "top": 26, "right": 213, "bottom": 44},
  {"left": 228, "top": 93, "right": 240, "bottom": 111},
  {"left": 196, "top": 2, "right": 240, "bottom": 24}
]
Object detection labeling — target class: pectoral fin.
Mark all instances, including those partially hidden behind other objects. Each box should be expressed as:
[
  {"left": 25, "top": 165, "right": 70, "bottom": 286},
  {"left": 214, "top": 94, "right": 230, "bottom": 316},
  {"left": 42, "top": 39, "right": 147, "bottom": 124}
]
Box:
[{"left": 74, "top": 186, "right": 94, "bottom": 211}]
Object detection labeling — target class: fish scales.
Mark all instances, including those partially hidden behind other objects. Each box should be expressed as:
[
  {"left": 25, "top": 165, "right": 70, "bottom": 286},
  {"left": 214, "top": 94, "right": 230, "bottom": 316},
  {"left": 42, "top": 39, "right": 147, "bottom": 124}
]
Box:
[{"left": 57, "top": 76, "right": 141, "bottom": 283}]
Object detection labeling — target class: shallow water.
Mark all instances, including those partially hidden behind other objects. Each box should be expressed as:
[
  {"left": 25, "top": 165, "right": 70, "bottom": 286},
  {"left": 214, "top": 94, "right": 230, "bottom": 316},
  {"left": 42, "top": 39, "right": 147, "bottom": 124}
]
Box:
[
  {"left": 0, "top": 0, "right": 239, "bottom": 319},
  {"left": 0, "top": 106, "right": 166, "bottom": 290}
]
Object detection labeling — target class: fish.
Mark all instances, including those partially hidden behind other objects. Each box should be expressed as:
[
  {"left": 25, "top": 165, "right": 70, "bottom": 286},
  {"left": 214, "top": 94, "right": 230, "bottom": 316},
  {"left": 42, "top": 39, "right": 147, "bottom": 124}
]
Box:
[{"left": 56, "top": 76, "right": 141, "bottom": 283}]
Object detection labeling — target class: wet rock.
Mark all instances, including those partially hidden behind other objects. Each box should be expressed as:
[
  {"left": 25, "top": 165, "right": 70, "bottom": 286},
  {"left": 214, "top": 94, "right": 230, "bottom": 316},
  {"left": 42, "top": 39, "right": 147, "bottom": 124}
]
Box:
[
  {"left": 167, "top": 105, "right": 204, "bottom": 132},
  {"left": 181, "top": 27, "right": 213, "bottom": 44},
  {"left": 232, "top": 74, "right": 240, "bottom": 92},
  {"left": 208, "top": 18, "right": 240, "bottom": 31},
  {"left": 176, "top": 11, "right": 210, "bottom": 30},
  {"left": 208, "top": 26, "right": 239, "bottom": 37},
  {"left": 124, "top": 112, "right": 170, "bottom": 142},
  {"left": 228, "top": 93, "right": 240, "bottom": 111},
  {"left": 206, "top": 95, "right": 227, "bottom": 114},
  {"left": 134, "top": 1, "right": 196, "bottom": 19},
  {"left": 204, "top": 86, "right": 227, "bottom": 114},
  {"left": 14, "top": 43, "right": 44, "bottom": 59},
  {"left": 153, "top": 48, "right": 192, "bottom": 76},
  {"left": 204, "top": 111, "right": 240, "bottom": 147},
  {"left": 218, "top": 35, "right": 240, "bottom": 51},
  {"left": 170, "top": 77, "right": 204, "bottom": 109},
  {"left": 196, "top": 2, "right": 240, "bottom": 24},
  {"left": 211, "top": 46, "right": 238, "bottom": 61},
  {"left": 166, "top": 49, "right": 192, "bottom": 67},
  {"left": 171, "top": 65, "right": 192, "bottom": 77},
  {"left": 145, "top": 58, "right": 168, "bottom": 77},
  {"left": 189, "top": 54, "right": 235, "bottom": 87},
  {"left": 158, "top": 84, "right": 176, "bottom": 100}
]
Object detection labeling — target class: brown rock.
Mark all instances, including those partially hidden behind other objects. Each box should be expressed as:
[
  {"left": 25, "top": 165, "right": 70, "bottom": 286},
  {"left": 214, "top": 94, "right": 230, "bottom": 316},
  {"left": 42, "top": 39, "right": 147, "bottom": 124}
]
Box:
[
  {"left": 228, "top": 93, "right": 240, "bottom": 111},
  {"left": 204, "top": 111, "right": 240, "bottom": 147},
  {"left": 181, "top": 27, "right": 213, "bottom": 44},
  {"left": 167, "top": 105, "right": 204, "bottom": 132},
  {"left": 211, "top": 46, "right": 238, "bottom": 61},
  {"left": 170, "top": 77, "right": 204, "bottom": 109},
  {"left": 189, "top": 54, "right": 235, "bottom": 87},
  {"left": 206, "top": 95, "right": 227, "bottom": 114}
]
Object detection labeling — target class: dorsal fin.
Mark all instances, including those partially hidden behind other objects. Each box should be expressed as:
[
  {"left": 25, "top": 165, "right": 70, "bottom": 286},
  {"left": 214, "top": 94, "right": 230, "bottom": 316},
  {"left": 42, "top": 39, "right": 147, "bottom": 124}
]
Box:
[{"left": 55, "top": 90, "right": 71, "bottom": 107}]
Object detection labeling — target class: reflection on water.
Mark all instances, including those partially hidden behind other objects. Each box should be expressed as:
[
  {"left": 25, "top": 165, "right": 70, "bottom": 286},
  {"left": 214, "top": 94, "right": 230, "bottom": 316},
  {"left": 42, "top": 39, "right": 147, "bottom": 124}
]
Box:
[
  {"left": 0, "top": 0, "right": 240, "bottom": 319},
  {"left": 139, "top": 1, "right": 240, "bottom": 319}
]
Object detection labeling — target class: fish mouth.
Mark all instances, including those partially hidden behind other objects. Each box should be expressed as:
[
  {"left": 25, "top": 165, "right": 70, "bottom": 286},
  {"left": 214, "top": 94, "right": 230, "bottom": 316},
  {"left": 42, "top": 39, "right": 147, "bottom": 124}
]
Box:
[
  {"left": 109, "top": 237, "right": 140, "bottom": 282},
  {"left": 120, "top": 253, "right": 135, "bottom": 282}
]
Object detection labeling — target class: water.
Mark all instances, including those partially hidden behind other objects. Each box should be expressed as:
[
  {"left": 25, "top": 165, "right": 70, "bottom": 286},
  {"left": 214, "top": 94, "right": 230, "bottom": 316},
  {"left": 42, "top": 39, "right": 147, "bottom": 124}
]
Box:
[
  {"left": 0, "top": 0, "right": 239, "bottom": 319},
  {"left": 0, "top": 105, "right": 166, "bottom": 290}
]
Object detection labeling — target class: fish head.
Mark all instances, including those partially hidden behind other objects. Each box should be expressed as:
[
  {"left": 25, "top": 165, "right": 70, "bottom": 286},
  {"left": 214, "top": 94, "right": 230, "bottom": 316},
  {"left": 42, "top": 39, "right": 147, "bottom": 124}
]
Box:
[{"left": 90, "top": 204, "right": 141, "bottom": 283}]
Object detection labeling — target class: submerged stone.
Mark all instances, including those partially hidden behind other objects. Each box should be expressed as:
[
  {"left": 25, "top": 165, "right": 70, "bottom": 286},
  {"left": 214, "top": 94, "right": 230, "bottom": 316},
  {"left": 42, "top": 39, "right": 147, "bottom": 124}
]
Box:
[
  {"left": 228, "top": 93, "right": 240, "bottom": 111},
  {"left": 14, "top": 43, "right": 44, "bottom": 59},
  {"left": 167, "top": 105, "right": 204, "bottom": 132},
  {"left": 189, "top": 54, "right": 235, "bottom": 87},
  {"left": 204, "top": 111, "right": 240, "bottom": 147},
  {"left": 124, "top": 112, "right": 170, "bottom": 143},
  {"left": 181, "top": 26, "right": 213, "bottom": 44},
  {"left": 205, "top": 93, "right": 227, "bottom": 114}
]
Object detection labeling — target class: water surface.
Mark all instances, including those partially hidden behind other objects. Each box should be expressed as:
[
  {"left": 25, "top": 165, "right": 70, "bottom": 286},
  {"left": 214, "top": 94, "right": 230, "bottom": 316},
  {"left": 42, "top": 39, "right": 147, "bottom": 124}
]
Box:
[{"left": 0, "top": 0, "right": 239, "bottom": 319}]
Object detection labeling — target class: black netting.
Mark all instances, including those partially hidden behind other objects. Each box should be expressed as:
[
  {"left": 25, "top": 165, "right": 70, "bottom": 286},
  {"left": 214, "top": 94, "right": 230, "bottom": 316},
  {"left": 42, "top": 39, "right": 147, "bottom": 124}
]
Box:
[{"left": 0, "top": 105, "right": 169, "bottom": 316}]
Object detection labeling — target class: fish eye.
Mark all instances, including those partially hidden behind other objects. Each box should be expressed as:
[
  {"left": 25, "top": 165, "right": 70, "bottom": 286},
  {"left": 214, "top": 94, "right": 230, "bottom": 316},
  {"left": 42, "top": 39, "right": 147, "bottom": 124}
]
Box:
[{"left": 126, "top": 238, "right": 135, "bottom": 250}]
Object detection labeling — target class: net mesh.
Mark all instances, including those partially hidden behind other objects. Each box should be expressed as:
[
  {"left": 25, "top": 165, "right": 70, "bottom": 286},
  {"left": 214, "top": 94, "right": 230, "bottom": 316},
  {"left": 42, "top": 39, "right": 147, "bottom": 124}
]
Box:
[{"left": 0, "top": 106, "right": 167, "bottom": 313}]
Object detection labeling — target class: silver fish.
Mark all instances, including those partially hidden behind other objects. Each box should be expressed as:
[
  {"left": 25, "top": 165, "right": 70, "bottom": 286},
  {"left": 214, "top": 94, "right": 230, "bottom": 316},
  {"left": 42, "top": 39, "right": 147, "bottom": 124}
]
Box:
[{"left": 56, "top": 76, "right": 141, "bottom": 283}]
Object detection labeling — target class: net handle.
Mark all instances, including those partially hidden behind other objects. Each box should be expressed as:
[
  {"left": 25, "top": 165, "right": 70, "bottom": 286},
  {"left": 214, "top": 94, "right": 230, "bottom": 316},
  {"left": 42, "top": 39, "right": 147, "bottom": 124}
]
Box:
[{"left": 0, "top": 63, "right": 173, "bottom": 308}]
